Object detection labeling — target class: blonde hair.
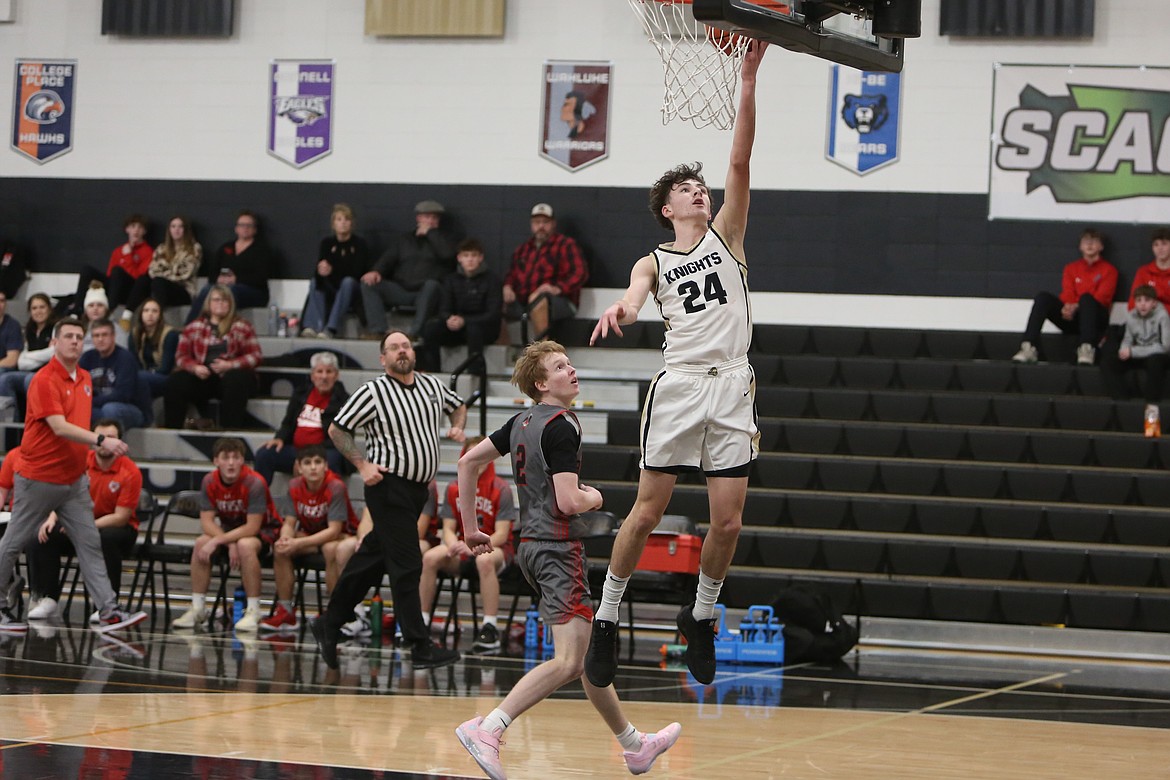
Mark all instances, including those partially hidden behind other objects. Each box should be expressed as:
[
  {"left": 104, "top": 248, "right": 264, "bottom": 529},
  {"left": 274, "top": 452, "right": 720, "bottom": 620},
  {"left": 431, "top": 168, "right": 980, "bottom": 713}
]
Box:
[
  {"left": 331, "top": 203, "right": 354, "bottom": 224},
  {"left": 511, "top": 340, "right": 568, "bottom": 402},
  {"left": 201, "top": 284, "right": 237, "bottom": 337}
]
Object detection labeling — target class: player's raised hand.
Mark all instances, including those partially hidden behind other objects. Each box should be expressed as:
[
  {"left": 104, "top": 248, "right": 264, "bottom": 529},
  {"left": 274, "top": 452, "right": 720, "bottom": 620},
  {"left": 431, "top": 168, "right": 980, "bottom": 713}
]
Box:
[{"left": 590, "top": 301, "right": 628, "bottom": 345}]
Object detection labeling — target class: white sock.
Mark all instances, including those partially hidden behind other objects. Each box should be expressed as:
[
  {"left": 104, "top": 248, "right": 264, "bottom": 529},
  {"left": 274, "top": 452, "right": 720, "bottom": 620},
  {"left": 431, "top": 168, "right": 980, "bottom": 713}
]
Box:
[
  {"left": 280, "top": 600, "right": 294, "bottom": 612},
  {"left": 482, "top": 614, "right": 498, "bottom": 628},
  {"left": 481, "top": 708, "right": 512, "bottom": 735},
  {"left": 246, "top": 597, "right": 261, "bottom": 613},
  {"left": 421, "top": 611, "right": 431, "bottom": 625},
  {"left": 192, "top": 593, "right": 206, "bottom": 613},
  {"left": 692, "top": 570, "right": 723, "bottom": 621},
  {"left": 616, "top": 722, "right": 643, "bottom": 752},
  {"left": 595, "top": 568, "right": 629, "bottom": 623}
]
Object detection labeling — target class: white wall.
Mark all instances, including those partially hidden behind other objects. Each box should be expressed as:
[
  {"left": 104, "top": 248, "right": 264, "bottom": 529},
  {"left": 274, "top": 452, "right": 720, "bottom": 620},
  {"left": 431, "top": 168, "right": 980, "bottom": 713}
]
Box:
[{"left": 2, "top": 0, "right": 1167, "bottom": 194}]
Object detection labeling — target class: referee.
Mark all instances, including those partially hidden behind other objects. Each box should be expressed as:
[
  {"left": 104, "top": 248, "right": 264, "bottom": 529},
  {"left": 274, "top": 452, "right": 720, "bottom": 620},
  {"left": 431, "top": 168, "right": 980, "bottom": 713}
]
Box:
[{"left": 312, "top": 329, "right": 467, "bottom": 669}]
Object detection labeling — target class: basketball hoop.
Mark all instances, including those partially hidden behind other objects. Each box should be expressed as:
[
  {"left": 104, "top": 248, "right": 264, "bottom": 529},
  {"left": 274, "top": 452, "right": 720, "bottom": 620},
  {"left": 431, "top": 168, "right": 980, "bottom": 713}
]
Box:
[{"left": 628, "top": 0, "right": 750, "bottom": 130}]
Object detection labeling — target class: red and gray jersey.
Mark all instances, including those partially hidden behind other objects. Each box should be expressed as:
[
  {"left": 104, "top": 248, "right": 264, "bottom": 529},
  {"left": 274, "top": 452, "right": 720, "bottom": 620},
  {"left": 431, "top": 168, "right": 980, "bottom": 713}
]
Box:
[
  {"left": 490, "top": 403, "right": 582, "bottom": 541},
  {"left": 287, "top": 472, "right": 356, "bottom": 536}
]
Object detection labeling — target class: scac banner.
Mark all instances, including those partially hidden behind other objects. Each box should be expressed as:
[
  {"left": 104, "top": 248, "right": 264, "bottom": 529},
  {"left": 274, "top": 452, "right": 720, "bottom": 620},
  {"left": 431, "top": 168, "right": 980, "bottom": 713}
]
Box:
[
  {"left": 11, "top": 59, "right": 76, "bottom": 164},
  {"left": 268, "top": 60, "right": 334, "bottom": 169},
  {"left": 826, "top": 65, "right": 901, "bottom": 176},
  {"left": 991, "top": 64, "right": 1170, "bottom": 222},
  {"left": 540, "top": 61, "right": 611, "bottom": 172}
]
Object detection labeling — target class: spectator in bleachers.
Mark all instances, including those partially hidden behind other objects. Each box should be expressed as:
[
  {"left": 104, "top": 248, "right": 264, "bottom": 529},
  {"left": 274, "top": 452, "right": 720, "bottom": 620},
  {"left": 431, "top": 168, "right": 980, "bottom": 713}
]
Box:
[
  {"left": 1012, "top": 228, "right": 1117, "bottom": 366},
  {"left": 0, "top": 293, "right": 54, "bottom": 415},
  {"left": 171, "top": 437, "right": 282, "bottom": 633},
  {"left": 1127, "top": 227, "right": 1170, "bottom": 309},
  {"left": 300, "top": 203, "right": 370, "bottom": 339},
  {"left": 68, "top": 215, "right": 153, "bottom": 320},
  {"left": 504, "top": 203, "right": 588, "bottom": 341},
  {"left": 79, "top": 285, "right": 128, "bottom": 351},
  {"left": 1101, "top": 284, "right": 1170, "bottom": 433},
  {"left": 418, "top": 239, "right": 503, "bottom": 373},
  {"left": 359, "top": 200, "right": 459, "bottom": 341},
  {"left": 164, "top": 285, "right": 263, "bottom": 430},
  {"left": 149, "top": 215, "right": 201, "bottom": 311},
  {"left": 130, "top": 298, "right": 179, "bottom": 398},
  {"left": 254, "top": 351, "right": 349, "bottom": 484},
  {"left": 0, "top": 240, "right": 30, "bottom": 300},
  {"left": 80, "top": 319, "right": 152, "bottom": 432},
  {"left": 0, "top": 291, "right": 25, "bottom": 372},
  {"left": 24, "top": 418, "right": 142, "bottom": 621},
  {"left": 260, "top": 445, "right": 356, "bottom": 633},
  {"left": 419, "top": 436, "right": 515, "bottom": 653},
  {"left": 187, "top": 210, "right": 273, "bottom": 324},
  {"left": 327, "top": 479, "right": 438, "bottom": 640}
]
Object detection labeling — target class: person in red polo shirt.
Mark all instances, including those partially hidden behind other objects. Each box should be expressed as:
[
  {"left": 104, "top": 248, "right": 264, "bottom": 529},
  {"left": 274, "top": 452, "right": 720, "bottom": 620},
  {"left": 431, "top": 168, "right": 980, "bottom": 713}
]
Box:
[
  {"left": 25, "top": 418, "right": 143, "bottom": 621},
  {"left": 0, "top": 318, "right": 147, "bottom": 633}
]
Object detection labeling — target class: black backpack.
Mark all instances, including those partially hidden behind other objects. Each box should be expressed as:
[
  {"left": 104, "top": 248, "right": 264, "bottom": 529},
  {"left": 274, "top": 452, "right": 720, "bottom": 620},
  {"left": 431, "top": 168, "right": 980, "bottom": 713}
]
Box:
[{"left": 771, "top": 585, "right": 858, "bottom": 664}]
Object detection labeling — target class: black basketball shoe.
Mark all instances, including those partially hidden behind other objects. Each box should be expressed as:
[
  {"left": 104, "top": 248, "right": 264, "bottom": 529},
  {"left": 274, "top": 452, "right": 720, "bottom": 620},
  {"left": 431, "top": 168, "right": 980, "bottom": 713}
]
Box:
[
  {"left": 584, "top": 618, "right": 619, "bottom": 687},
  {"left": 676, "top": 603, "right": 718, "bottom": 684}
]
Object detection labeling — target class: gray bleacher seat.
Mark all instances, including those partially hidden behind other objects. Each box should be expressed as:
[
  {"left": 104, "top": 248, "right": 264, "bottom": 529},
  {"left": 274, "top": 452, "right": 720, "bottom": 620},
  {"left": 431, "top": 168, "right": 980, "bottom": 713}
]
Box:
[
  {"left": 878, "top": 461, "right": 940, "bottom": 496},
  {"left": 822, "top": 538, "right": 886, "bottom": 574},
  {"left": 998, "top": 588, "right": 1067, "bottom": 625},
  {"left": 816, "top": 459, "right": 877, "bottom": 493},
  {"left": 862, "top": 580, "right": 928, "bottom": 620},
  {"left": 1134, "top": 594, "right": 1170, "bottom": 632},
  {"left": 953, "top": 546, "right": 1019, "bottom": 580},
  {"left": 991, "top": 396, "right": 1053, "bottom": 428},
  {"left": 980, "top": 505, "right": 1044, "bottom": 540},
  {"left": 929, "top": 584, "right": 997, "bottom": 623},
  {"left": 781, "top": 355, "right": 838, "bottom": 388},
  {"left": 867, "top": 329, "right": 924, "bottom": 359},
  {"left": 1030, "top": 432, "right": 1091, "bottom": 466},
  {"left": 886, "top": 540, "right": 952, "bottom": 577},
  {"left": 1014, "top": 363, "right": 1076, "bottom": 395},
  {"left": 842, "top": 425, "right": 905, "bottom": 457},
  {"left": 850, "top": 497, "right": 912, "bottom": 533},
  {"left": 869, "top": 390, "right": 930, "bottom": 423},
  {"left": 1087, "top": 551, "right": 1157, "bottom": 588},
  {"left": 751, "top": 324, "right": 811, "bottom": 356},
  {"left": 1068, "top": 471, "right": 1133, "bottom": 505},
  {"left": 915, "top": 502, "right": 978, "bottom": 536},
  {"left": 931, "top": 394, "right": 991, "bottom": 426},
  {"left": 1067, "top": 592, "right": 1138, "bottom": 631},
  {"left": 785, "top": 495, "right": 848, "bottom": 530},
  {"left": 810, "top": 328, "right": 868, "bottom": 358},
  {"left": 967, "top": 429, "right": 1028, "bottom": 463},
  {"left": 1093, "top": 436, "right": 1156, "bottom": 469},
  {"left": 742, "top": 491, "right": 781, "bottom": 527},
  {"left": 905, "top": 427, "right": 964, "bottom": 459},
  {"left": 1043, "top": 507, "right": 1110, "bottom": 543},
  {"left": 837, "top": 358, "right": 895, "bottom": 390},
  {"left": 1111, "top": 510, "right": 1170, "bottom": 547},
  {"left": 1052, "top": 397, "right": 1116, "bottom": 431},
  {"left": 1018, "top": 548, "right": 1087, "bottom": 583},
  {"left": 781, "top": 420, "right": 843, "bottom": 455},
  {"left": 923, "top": 331, "right": 980, "bottom": 360},
  {"left": 753, "top": 457, "right": 814, "bottom": 490},
  {"left": 1004, "top": 468, "right": 1069, "bottom": 502},
  {"left": 942, "top": 465, "right": 1005, "bottom": 499},
  {"left": 809, "top": 389, "right": 869, "bottom": 420},
  {"left": 755, "top": 534, "right": 818, "bottom": 569},
  {"left": 894, "top": 360, "right": 954, "bottom": 391},
  {"left": 955, "top": 363, "right": 1014, "bottom": 394}
]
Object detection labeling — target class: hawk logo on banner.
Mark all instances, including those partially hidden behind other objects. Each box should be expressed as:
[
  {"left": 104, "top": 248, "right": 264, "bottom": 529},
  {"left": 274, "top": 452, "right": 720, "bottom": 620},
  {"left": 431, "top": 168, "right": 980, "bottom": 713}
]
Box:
[
  {"left": 991, "top": 65, "right": 1170, "bottom": 222},
  {"left": 268, "top": 60, "right": 334, "bottom": 169},
  {"left": 11, "top": 59, "right": 76, "bottom": 164},
  {"left": 540, "top": 61, "right": 612, "bottom": 172},
  {"left": 826, "top": 65, "right": 901, "bottom": 175}
]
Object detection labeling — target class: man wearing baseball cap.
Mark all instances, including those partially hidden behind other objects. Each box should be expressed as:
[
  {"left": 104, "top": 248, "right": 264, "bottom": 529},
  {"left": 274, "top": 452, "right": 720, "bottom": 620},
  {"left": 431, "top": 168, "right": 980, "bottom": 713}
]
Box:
[
  {"left": 503, "top": 203, "right": 589, "bottom": 340},
  {"left": 360, "top": 200, "right": 461, "bottom": 341}
]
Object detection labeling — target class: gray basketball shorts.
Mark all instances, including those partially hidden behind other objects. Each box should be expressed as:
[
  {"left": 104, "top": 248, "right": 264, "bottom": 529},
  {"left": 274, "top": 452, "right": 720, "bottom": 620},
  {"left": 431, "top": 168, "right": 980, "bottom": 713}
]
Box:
[{"left": 516, "top": 538, "right": 594, "bottom": 625}]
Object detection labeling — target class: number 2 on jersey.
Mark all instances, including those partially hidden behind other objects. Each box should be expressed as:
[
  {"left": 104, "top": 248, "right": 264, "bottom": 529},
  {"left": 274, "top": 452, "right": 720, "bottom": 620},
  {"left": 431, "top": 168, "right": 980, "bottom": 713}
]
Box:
[{"left": 679, "top": 272, "right": 729, "bottom": 314}]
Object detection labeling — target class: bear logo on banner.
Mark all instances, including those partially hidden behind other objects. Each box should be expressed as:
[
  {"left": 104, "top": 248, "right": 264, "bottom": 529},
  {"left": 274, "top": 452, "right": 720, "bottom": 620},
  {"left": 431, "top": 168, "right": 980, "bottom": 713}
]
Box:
[{"left": 826, "top": 65, "right": 901, "bottom": 176}]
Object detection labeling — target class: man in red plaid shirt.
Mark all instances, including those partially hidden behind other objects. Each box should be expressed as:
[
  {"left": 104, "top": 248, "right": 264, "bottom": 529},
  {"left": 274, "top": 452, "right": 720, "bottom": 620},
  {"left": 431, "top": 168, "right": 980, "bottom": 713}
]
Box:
[{"left": 503, "top": 203, "right": 589, "bottom": 339}]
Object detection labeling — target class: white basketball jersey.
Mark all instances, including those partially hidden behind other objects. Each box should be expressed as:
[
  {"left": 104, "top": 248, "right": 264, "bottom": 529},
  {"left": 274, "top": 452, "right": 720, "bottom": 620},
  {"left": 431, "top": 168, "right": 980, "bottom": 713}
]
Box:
[{"left": 652, "top": 227, "right": 752, "bottom": 365}]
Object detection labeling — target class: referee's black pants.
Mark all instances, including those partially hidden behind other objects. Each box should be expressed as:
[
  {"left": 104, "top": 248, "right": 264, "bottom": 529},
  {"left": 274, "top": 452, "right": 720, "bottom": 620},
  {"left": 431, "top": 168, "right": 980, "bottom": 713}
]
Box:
[{"left": 324, "top": 474, "right": 429, "bottom": 647}]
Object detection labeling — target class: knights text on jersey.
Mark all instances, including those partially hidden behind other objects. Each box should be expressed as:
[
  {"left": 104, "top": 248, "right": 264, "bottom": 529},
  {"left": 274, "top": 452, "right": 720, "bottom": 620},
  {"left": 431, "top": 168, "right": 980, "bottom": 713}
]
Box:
[{"left": 651, "top": 227, "right": 752, "bottom": 366}]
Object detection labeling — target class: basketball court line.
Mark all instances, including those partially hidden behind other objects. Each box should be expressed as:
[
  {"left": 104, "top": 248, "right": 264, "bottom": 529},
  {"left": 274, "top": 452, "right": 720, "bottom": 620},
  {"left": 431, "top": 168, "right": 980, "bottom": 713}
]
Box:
[{"left": 673, "top": 670, "right": 1070, "bottom": 776}]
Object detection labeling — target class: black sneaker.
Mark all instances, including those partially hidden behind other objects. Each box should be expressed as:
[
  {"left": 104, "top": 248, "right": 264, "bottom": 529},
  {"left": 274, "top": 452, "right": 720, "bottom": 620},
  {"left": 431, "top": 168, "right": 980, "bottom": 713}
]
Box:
[
  {"left": 412, "top": 640, "right": 460, "bottom": 669},
  {"left": 584, "top": 619, "right": 619, "bottom": 687},
  {"left": 676, "top": 603, "right": 718, "bottom": 684},
  {"left": 310, "top": 616, "right": 339, "bottom": 669},
  {"left": 471, "top": 623, "right": 501, "bottom": 653},
  {"left": 94, "top": 607, "right": 147, "bottom": 634},
  {"left": 0, "top": 606, "right": 27, "bottom": 634}
]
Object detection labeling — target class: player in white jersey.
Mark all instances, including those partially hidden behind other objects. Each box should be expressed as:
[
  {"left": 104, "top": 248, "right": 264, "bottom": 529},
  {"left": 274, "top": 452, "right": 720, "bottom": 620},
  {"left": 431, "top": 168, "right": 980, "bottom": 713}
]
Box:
[{"left": 586, "top": 40, "right": 767, "bottom": 688}]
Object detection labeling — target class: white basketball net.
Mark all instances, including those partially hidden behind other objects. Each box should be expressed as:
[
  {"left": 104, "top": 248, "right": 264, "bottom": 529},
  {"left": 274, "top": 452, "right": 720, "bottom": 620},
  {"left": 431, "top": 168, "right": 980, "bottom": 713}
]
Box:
[{"left": 628, "top": 0, "right": 750, "bottom": 130}]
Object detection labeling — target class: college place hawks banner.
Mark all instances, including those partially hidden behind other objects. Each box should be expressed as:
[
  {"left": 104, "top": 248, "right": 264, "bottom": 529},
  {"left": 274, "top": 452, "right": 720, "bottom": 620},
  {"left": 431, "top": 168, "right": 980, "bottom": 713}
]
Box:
[
  {"left": 991, "top": 65, "right": 1170, "bottom": 222},
  {"left": 540, "top": 61, "right": 611, "bottom": 172},
  {"left": 11, "top": 59, "right": 76, "bottom": 164},
  {"left": 268, "top": 60, "right": 334, "bottom": 168},
  {"left": 826, "top": 65, "right": 901, "bottom": 175}
]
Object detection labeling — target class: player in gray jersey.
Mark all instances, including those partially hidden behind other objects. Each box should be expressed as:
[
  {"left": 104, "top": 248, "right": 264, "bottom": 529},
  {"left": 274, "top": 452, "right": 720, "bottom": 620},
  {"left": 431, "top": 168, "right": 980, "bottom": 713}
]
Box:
[
  {"left": 587, "top": 41, "right": 768, "bottom": 687},
  {"left": 454, "top": 341, "right": 681, "bottom": 780}
]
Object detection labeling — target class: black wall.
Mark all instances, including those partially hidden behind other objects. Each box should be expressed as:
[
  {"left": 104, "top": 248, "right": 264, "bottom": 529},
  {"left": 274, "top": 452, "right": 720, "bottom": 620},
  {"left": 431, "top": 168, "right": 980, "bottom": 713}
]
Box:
[{"left": 0, "top": 177, "right": 1158, "bottom": 303}]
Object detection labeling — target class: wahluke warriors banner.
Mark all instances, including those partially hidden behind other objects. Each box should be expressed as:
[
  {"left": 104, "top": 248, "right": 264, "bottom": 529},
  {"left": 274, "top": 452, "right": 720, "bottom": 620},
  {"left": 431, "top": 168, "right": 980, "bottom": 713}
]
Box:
[
  {"left": 540, "top": 61, "right": 611, "bottom": 172},
  {"left": 991, "top": 64, "right": 1170, "bottom": 222}
]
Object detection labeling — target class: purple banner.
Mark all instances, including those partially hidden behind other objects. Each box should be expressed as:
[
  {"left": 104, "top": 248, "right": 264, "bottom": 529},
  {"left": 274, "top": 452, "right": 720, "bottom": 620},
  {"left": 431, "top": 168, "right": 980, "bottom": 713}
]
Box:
[{"left": 268, "top": 60, "right": 333, "bottom": 168}]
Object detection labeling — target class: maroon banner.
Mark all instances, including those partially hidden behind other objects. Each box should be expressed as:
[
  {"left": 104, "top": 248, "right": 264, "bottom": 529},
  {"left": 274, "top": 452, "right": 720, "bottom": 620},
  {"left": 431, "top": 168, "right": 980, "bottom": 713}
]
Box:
[{"left": 540, "top": 61, "right": 611, "bottom": 172}]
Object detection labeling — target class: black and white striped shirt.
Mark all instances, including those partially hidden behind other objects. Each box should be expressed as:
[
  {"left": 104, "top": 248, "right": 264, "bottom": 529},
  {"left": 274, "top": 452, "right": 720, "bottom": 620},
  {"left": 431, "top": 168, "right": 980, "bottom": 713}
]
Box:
[{"left": 332, "top": 372, "right": 464, "bottom": 483}]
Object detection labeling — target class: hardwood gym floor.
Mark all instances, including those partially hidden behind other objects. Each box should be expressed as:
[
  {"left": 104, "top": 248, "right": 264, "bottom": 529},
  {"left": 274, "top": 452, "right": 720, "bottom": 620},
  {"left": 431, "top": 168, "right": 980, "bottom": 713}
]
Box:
[{"left": 0, "top": 605, "right": 1168, "bottom": 779}]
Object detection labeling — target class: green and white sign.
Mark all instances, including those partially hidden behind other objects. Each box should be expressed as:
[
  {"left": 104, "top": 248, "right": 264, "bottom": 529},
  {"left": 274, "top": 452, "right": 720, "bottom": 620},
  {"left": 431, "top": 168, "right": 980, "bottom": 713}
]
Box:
[{"left": 990, "top": 64, "right": 1170, "bottom": 222}]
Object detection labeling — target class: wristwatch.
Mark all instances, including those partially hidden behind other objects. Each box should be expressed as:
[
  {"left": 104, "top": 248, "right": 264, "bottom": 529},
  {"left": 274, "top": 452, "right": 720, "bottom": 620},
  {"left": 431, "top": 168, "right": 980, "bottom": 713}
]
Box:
[{"left": 95, "top": 434, "right": 106, "bottom": 448}]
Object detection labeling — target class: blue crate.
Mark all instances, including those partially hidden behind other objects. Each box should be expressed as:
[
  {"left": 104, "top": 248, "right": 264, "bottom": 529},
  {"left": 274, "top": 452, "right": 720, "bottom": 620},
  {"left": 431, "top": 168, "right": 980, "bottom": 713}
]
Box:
[
  {"left": 712, "top": 604, "right": 739, "bottom": 662},
  {"left": 735, "top": 604, "right": 785, "bottom": 664}
]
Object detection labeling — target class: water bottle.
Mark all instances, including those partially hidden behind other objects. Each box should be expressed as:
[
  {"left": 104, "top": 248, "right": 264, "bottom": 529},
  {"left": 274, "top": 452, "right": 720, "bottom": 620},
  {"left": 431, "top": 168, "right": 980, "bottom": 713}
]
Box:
[
  {"left": 277, "top": 314, "right": 288, "bottom": 338},
  {"left": 232, "top": 586, "right": 245, "bottom": 625},
  {"left": 286, "top": 315, "right": 298, "bottom": 336},
  {"left": 267, "top": 304, "right": 279, "bottom": 336},
  {"left": 542, "top": 620, "right": 554, "bottom": 652},
  {"left": 524, "top": 606, "right": 540, "bottom": 649},
  {"left": 370, "top": 594, "right": 383, "bottom": 644}
]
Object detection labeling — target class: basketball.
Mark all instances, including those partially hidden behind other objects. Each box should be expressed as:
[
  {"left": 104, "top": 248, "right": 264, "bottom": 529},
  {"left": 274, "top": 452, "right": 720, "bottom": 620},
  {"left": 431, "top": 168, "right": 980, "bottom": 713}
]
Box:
[{"left": 705, "top": 25, "right": 743, "bottom": 56}]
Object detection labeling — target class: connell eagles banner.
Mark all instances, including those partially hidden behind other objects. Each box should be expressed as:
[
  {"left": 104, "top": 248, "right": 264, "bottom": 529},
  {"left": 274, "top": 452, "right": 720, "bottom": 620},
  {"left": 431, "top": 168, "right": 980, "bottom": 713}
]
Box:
[{"left": 990, "top": 64, "right": 1170, "bottom": 222}]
